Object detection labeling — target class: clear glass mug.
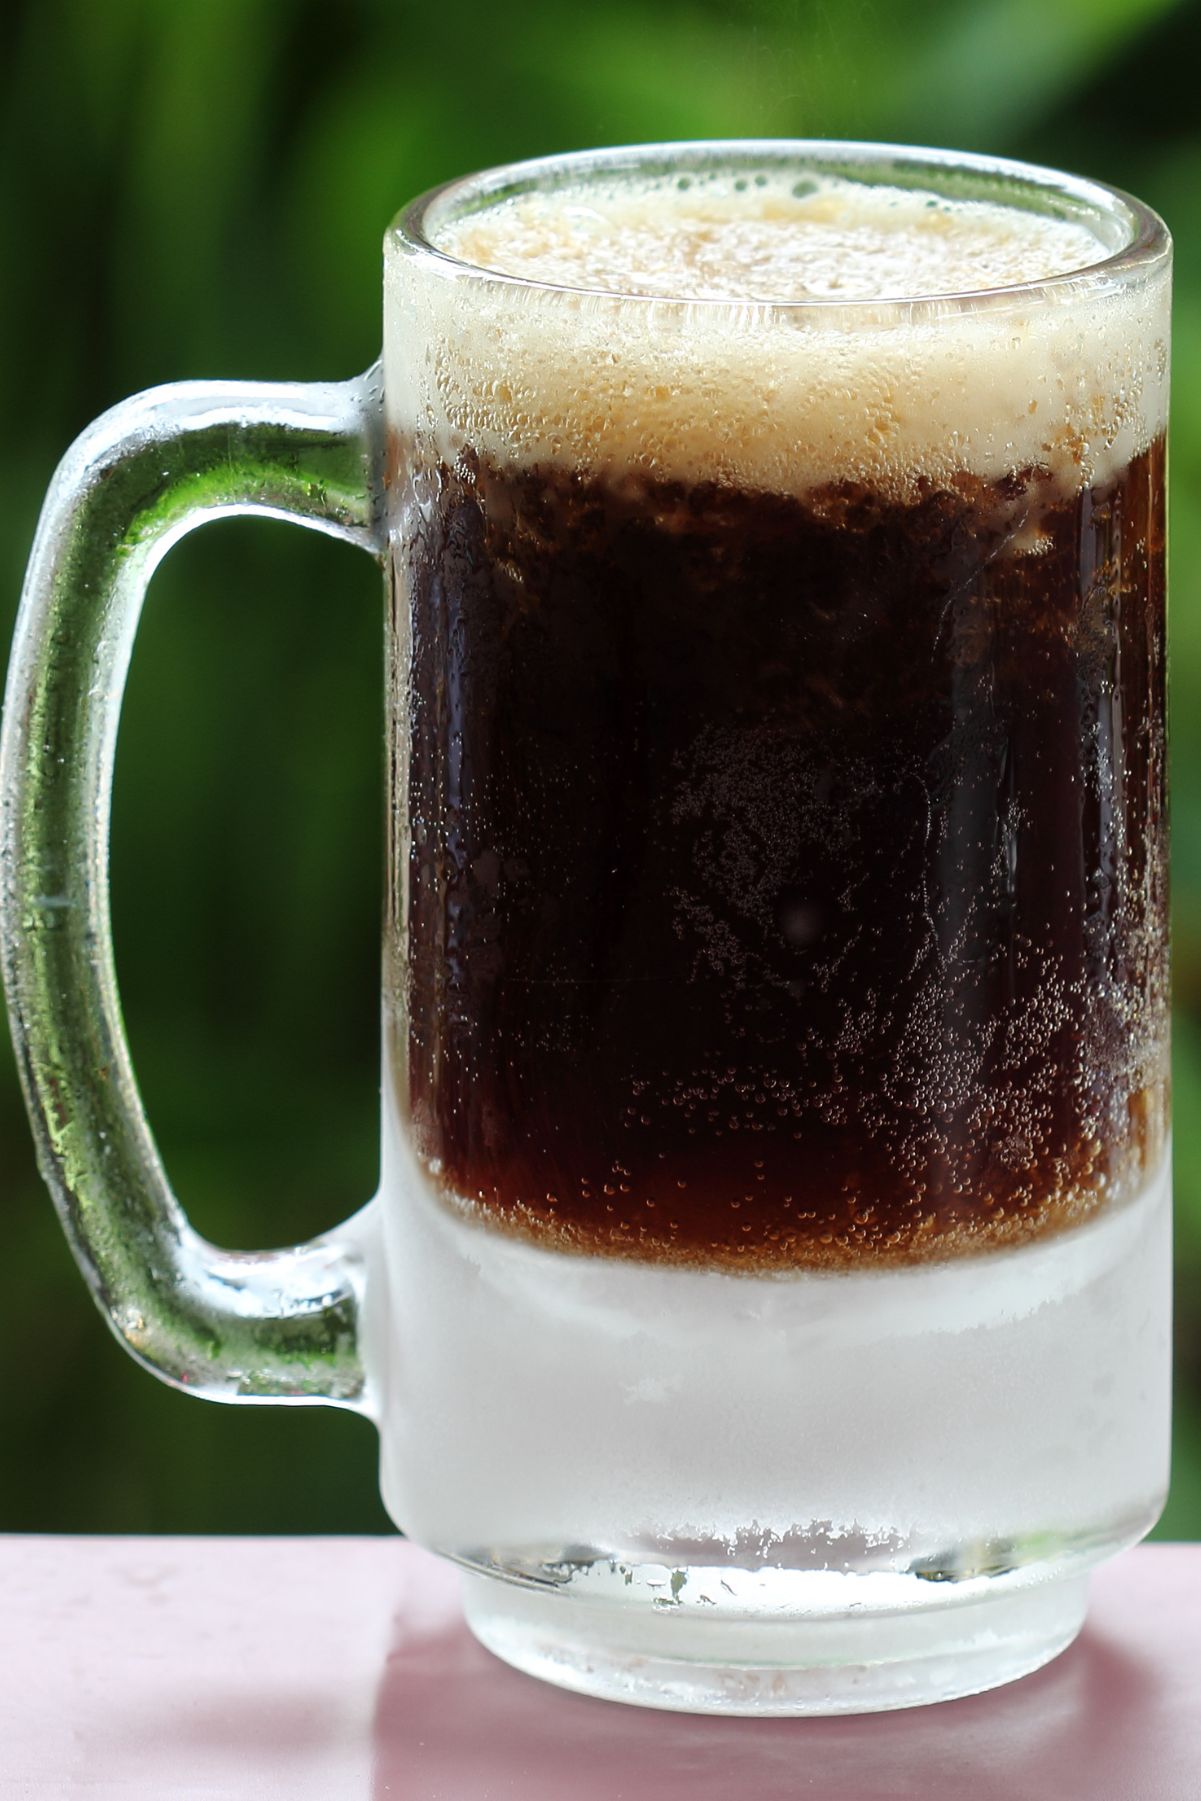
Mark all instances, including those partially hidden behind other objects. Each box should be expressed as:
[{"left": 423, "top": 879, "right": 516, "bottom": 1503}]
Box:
[{"left": 1, "top": 142, "right": 1172, "bottom": 1715}]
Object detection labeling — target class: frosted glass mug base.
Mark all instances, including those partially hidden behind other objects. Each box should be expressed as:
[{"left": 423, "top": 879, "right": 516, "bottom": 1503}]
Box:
[
  {"left": 374, "top": 1094, "right": 1170, "bottom": 1713},
  {"left": 459, "top": 1563, "right": 1091, "bottom": 1714}
]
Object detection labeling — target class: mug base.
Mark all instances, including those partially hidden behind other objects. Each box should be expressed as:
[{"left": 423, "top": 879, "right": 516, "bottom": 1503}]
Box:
[{"left": 459, "top": 1565, "right": 1089, "bottom": 1714}]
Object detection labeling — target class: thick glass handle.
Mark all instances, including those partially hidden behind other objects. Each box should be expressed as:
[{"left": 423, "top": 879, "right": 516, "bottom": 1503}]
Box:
[{"left": 1, "top": 372, "right": 385, "bottom": 1407}]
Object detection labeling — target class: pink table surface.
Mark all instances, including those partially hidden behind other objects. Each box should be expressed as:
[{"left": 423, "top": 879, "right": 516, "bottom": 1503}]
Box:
[{"left": 0, "top": 1537, "right": 1197, "bottom": 1799}]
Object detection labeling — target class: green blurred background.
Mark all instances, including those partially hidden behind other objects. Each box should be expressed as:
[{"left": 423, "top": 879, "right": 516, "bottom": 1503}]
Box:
[{"left": 1, "top": 0, "right": 1199, "bottom": 1536}]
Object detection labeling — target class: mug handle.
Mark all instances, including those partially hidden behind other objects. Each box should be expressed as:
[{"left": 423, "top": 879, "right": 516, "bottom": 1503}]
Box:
[{"left": 1, "top": 371, "right": 385, "bottom": 1409}]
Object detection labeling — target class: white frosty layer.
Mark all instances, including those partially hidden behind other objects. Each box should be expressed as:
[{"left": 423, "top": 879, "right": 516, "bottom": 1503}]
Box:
[
  {"left": 372, "top": 1082, "right": 1171, "bottom": 1560},
  {"left": 384, "top": 170, "right": 1168, "bottom": 499}
]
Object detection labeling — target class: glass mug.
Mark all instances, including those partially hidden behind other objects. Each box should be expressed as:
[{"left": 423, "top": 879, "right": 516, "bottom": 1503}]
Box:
[{"left": 1, "top": 142, "right": 1172, "bottom": 1714}]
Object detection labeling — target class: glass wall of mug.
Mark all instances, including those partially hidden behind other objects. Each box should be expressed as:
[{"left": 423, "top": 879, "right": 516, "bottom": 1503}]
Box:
[{"left": 376, "top": 144, "right": 1171, "bottom": 1711}]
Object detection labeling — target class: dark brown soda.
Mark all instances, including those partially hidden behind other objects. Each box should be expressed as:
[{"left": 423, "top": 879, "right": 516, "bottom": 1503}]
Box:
[{"left": 387, "top": 437, "right": 1168, "bottom": 1269}]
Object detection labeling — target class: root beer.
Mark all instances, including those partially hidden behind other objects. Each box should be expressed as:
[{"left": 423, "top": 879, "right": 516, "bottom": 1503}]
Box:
[{"left": 384, "top": 168, "right": 1170, "bottom": 1268}]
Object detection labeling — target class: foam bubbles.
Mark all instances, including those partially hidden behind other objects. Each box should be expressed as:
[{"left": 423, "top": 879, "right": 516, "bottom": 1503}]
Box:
[
  {"left": 434, "top": 175, "right": 1109, "bottom": 305},
  {"left": 385, "top": 170, "right": 1169, "bottom": 501}
]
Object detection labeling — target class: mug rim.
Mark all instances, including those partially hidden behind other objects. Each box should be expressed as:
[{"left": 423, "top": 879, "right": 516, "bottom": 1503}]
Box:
[{"left": 388, "top": 139, "right": 1170, "bottom": 315}]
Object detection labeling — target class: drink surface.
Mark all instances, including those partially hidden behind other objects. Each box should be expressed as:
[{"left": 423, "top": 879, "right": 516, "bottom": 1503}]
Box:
[
  {"left": 385, "top": 166, "right": 1170, "bottom": 1270},
  {"left": 435, "top": 172, "right": 1106, "bottom": 303}
]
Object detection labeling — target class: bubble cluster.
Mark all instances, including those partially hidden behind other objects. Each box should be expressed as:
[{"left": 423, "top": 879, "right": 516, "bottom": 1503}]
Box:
[
  {"left": 435, "top": 175, "right": 1107, "bottom": 306},
  {"left": 386, "top": 170, "right": 1169, "bottom": 503}
]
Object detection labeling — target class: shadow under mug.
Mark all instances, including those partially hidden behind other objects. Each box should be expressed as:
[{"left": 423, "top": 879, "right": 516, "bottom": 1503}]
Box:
[{"left": 1, "top": 140, "right": 1173, "bottom": 1714}]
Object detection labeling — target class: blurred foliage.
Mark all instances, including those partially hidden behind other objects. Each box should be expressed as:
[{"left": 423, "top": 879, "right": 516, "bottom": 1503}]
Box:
[{"left": 1, "top": 0, "right": 1200, "bottom": 1536}]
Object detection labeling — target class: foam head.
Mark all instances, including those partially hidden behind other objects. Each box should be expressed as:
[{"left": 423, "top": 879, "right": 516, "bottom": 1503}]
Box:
[
  {"left": 433, "top": 175, "right": 1108, "bottom": 305},
  {"left": 385, "top": 159, "right": 1169, "bottom": 500}
]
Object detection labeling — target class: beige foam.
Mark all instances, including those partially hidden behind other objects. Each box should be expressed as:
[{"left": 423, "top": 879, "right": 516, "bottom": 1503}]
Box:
[
  {"left": 385, "top": 172, "right": 1169, "bottom": 500},
  {"left": 434, "top": 177, "right": 1113, "bottom": 304}
]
